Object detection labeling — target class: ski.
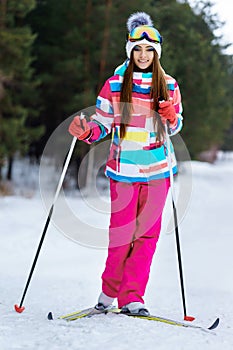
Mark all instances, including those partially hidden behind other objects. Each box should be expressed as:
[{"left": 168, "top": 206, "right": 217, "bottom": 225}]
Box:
[
  {"left": 48, "top": 306, "right": 113, "bottom": 321},
  {"left": 47, "top": 307, "right": 219, "bottom": 331},
  {"left": 118, "top": 312, "right": 219, "bottom": 331}
]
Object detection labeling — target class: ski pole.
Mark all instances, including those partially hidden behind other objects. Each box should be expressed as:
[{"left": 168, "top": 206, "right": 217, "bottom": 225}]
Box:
[
  {"left": 14, "top": 136, "right": 77, "bottom": 313},
  {"left": 165, "top": 122, "right": 195, "bottom": 322}
]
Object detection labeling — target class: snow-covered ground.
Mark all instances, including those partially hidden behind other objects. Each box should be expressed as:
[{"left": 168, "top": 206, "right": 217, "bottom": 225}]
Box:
[{"left": 0, "top": 153, "right": 233, "bottom": 349}]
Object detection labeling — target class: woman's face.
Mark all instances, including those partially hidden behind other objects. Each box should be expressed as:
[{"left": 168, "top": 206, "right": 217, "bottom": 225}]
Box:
[{"left": 133, "top": 44, "right": 154, "bottom": 70}]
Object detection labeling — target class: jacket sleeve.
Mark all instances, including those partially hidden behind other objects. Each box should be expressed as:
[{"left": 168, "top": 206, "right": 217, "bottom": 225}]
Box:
[
  {"left": 168, "top": 80, "right": 183, "bottom": 136},
  {"left": 84, "top": 79, "right": 114, "bottom": 144}
]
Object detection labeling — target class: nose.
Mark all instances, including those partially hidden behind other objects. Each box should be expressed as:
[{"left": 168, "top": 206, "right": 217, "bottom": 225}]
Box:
[{"left": 139, "top": 48, "right": 147, "bottom": 58}]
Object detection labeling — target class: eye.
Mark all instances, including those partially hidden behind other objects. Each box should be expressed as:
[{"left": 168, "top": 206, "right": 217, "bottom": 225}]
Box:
[
  {"left": 147, "top": 47, "right": 155, "bottom": 52},
  {"left": 133, "top": 45, "right": 141, "bottom": 51}
]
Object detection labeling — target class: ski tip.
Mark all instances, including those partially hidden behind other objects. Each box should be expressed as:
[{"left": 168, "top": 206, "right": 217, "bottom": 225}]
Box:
[
  {"left": 208, "top": 317, "right": 220, "bottom": 330},
  {"left": 184, "top": 315, "right": 195, "bottom": 322},
  {"left": 48, "top": 312, "right": 54, "bottom": 320},
  {"left": 14, "top": 304, "right": 25, "bottom": 313}
]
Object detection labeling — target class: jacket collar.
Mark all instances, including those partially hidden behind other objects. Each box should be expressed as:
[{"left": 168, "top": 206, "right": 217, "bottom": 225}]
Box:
[{"left": 114, "top": 60, "right": 153, "bottom": 80}]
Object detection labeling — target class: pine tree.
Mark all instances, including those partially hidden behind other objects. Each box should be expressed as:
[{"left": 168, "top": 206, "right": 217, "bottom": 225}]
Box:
[
  {"left": 153, "top": 0, "right": 232, "bottom": 158},
  {"left": 27, "top": 0, "right": 233, "bottom": 165},
  {"left": 0, "top": 0, "right": 43, "bottom": 180},
  {"left": 27, "top": 0, "right": 144, "bottom": 171}
]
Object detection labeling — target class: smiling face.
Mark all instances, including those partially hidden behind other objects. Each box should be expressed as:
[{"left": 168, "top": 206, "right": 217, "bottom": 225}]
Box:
[{"left": 133, "top": 44, "right": 155, "bottom": 70}]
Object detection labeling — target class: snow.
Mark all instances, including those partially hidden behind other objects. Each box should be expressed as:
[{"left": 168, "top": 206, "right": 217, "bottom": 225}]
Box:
[{"left": 1, "top": 153, "right": 233, "bottom": 349}]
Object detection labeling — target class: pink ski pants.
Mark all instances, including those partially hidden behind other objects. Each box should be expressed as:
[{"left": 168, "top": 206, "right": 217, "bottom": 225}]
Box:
[{"left": 101, "top": 177, "right": 170, "bottom": 307}]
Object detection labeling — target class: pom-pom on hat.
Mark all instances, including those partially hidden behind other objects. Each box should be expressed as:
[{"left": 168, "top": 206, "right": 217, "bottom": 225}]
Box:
[{"left": 125, "top": 12, "right": 162, "bottom": 59}]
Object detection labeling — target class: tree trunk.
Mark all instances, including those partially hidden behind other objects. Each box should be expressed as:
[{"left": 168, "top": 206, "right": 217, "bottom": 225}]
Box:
[
  {"left": 0, "top": 0, "right": 7, "bottom": 29},
  {"left": 7, "top": 155, "right": 13, "bottom": 180},
  {"left": 83, "top": 0, "right": 92, "bottom": 107},
  {"left": 0, "top": 0, "right": 7, "bottom": 99},
  {"left": 97, "top": 0, "right": 112, "bottom": 93}
]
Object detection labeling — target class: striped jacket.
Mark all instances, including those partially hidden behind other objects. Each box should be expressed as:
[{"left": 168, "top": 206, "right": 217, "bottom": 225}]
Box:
[{"left": 86, "top": 60, "right": 183, "bottom": 183}]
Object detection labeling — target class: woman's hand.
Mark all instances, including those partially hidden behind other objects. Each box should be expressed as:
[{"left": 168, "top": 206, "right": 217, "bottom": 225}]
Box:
[
  {"left": 68, "top": 115, "right": 91, "bottom": 140},
  {"left": 158, "top": 100, "right": 177, "bottom": 125}
]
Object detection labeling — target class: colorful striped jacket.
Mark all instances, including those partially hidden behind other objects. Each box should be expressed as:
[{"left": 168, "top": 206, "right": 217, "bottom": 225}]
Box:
[{"left": 85, "top": 60, "right": 183, "bottom": 183}]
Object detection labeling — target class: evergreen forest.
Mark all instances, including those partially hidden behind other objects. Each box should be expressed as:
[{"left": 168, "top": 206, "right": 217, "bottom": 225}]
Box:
[{"left": 0, "top": 0, "right": 232, "bottom": 183}]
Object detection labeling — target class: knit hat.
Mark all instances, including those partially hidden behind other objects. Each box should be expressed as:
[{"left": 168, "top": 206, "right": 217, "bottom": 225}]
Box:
[{"left": 125, "top": 12, "right": 162, "bottom": 59}]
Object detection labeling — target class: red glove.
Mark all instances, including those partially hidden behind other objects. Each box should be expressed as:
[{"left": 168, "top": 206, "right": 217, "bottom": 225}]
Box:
[
  {"left": 158, "top": 100, "right": 177, "bottom": 125},
  {"left": 68, "top": 115, "right": 91, "bottom": 140}
]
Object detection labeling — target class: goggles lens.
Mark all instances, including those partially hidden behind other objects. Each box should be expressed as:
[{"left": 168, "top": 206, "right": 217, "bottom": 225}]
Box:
[{"left": 128, "top": 25, "right": 162, "bottom": 44}]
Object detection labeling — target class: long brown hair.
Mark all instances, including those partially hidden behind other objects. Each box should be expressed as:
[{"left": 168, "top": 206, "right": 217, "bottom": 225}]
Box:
[{"left": 120, "top": 50, "right": 169, "bottom": 141}]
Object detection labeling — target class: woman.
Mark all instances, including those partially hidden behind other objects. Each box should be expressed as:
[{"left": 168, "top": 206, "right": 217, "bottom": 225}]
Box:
[{"left": 69, "top": 12, "right": 183, "bottom": 315}]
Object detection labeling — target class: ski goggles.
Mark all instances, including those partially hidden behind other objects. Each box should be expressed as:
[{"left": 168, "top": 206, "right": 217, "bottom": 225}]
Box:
[{"left": 128, "top": 25, "right": 163, "bottom": 44}]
